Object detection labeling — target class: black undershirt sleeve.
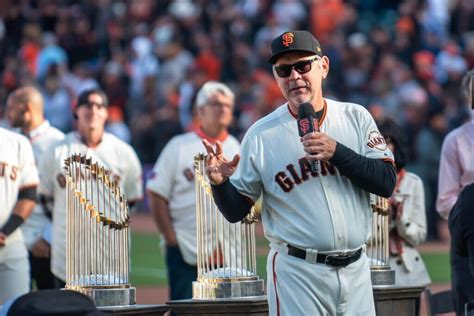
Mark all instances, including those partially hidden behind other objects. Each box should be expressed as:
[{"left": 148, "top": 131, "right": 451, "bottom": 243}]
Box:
[
  {"left": 211, "top": 180, "right": 253, "bottom": 223},
  {"left": 18, "top": 187, "right": 37, "bottom": 202},
  {"left": 329, "top": 142, "right": 396, "bottom": 197}
]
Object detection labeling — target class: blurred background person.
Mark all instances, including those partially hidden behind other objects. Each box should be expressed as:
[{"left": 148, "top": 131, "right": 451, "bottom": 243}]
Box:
[
  {"left": 40, "top": 72, "right": 72, "bottom": 133},
  {"left": 377, "top": 117, "right": 431, "bottom": 315},
  {"left": 448, "top": 183, "right": 474, "bottom": 315},
  {"left": 415, "top": 105, "right": 448, "bottom": 241},
  {"left": 6, "top": 86, "right": 65, "bottom": 290},
  {"left": 437, "top": 70, "right": 474, "bottom": 220},
  {"left": 146, "top": 81, "right": 240, "bottom": 301},
  {"left": 0, "top": 126, "right": 38, "bottom": 304},
  {"left": 37, "top": 88, "right": 143, "bottom": 288}
]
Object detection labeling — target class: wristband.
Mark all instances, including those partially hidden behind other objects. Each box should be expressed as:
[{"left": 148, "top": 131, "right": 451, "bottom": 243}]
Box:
[{"left": 1, "top": 214, "right": 24, "bottom": 236}]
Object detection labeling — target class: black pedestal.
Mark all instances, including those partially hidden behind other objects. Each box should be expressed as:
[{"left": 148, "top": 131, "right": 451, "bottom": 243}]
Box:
[
  {"left": 99, "top": 304, "right": 169, "bottom": 315},
  {"left": 167, "top": 296, "right": 269, "bottom": 316},
  {"left": 373, "top": 286, "right": 425, "bottom": 315}
]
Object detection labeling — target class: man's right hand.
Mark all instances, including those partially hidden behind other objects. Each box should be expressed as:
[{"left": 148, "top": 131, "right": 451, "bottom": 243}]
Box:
[
  {"left": 202, "top": 139, "right": 240, "bottom": 185},
  {"left": 0, "top": 232, "right": 6, "bottom": 248}
]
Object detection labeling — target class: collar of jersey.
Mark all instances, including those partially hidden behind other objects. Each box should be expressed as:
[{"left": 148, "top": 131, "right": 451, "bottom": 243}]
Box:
[
  {"left": 27, "top": 120, "right": 51, "bottom": 141},
  {"left": 195, "top": 127, "right": 228, "bottom": 144},
  {"left": 74, "top": 131, "right": 104, "bottom": 148},
  {"left": 287, "top": 99, "right": 327, "bottom": 126}
]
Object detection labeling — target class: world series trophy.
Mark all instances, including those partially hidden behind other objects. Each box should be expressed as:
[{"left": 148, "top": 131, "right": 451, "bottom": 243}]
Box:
[
  {"left": 192, "top": 154, "right": 265, "bottom": 299},
  {"left": 367, "top": 194, "right": 395, "bottom": 286},
  {"left": 64, "top": 154, "right": 135, "bottom": 306}
]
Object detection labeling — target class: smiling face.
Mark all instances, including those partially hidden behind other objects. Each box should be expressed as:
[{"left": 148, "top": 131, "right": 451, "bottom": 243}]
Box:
[
  {"left": 75, "top": 92, "right": 108, "bottom": 133},
  {"left": 273, "top": 51, "right": 329, "bottom": 113}
]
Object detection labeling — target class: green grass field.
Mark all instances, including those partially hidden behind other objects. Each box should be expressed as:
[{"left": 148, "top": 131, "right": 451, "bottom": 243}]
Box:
[{"left": 130, "top": 232, "right": 451, "bottom": 286}]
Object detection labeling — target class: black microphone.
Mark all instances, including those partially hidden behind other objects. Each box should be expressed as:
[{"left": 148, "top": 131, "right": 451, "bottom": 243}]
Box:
[{"left": 297, "top": 103, "right": 319, "bottom": 173}]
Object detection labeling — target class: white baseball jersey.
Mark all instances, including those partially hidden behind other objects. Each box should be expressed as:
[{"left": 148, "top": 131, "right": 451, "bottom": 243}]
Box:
[
  {"left": 0, "top": 127, "right": 39, "bottom": 261},
  {"left": 231, "top": 98, "right": 394, "bottom": 251},
  {"left": 20, "top": 120, "right": 65, "bottom": 249},
  {"left": 38, "top": 131, "right": 143, "bottom": 281},
  {"left": 146, "top": 130, "right": 240, "bottom": 265},
  {"left": 231, "top": 99, "right": 392, "bottom": 315}
]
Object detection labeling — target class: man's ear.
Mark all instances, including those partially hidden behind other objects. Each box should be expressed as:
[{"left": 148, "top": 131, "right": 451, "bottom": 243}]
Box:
[{"left": 321, "top": 56, "right": 330, "bottom": 79}]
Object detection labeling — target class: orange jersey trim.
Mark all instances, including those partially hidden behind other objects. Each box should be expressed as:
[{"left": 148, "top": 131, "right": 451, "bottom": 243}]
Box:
[
  {"left": 194, "top": 128, "right": 229, "bottom": 144},
  {"left": 287, "top": 99, "right": 328, "bottom": 127}
]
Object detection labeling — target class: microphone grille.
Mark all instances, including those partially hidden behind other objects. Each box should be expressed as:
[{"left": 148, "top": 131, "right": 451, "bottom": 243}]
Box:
[{"left": 298, "top": 103, "right": 316, "bottom": 118}]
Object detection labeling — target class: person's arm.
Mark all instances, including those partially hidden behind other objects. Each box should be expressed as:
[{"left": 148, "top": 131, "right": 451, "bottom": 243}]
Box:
[
  {"left": 436, "top": 135, "right": 462, "bottom": 220},
  {"left": 202, "top": 139, "right": 249, "bottom": 223},
  {"left": 211, "top": 180, "right": 253, "bottom": 223},
  {"left": 395, "top": 175, "right": 427, "bottom": 246},
  {"left": 147, "top": 190, "right": 177, "bottom": 246},
  {"left": 329, "top": 143, "right": 396, "bottom": 197},
  {"left": 0, "top": 187, "right": 37, "bottom": 247}
]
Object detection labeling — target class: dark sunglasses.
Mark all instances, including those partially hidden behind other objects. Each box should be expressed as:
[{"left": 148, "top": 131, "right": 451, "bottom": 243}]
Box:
[
  {"left": 82, "top": 101, "right": 106, "bottom": 109},
  {"left": 274, "top": 56, "right": 321, "bottom": 78}
]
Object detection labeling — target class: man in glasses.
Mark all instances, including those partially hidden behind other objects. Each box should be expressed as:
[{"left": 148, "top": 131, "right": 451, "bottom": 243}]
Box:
[
  {"left": 147, "top": 81, "right": 240, "bottom": 301},
  {"left": 37, "top": 88, "right": 143, "bottom": 288},
  {"left": 202, "top": 30, "right": 396, "bottom": 315}
]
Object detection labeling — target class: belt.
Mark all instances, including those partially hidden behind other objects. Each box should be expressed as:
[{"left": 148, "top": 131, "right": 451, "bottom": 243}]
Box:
[{"left": 287, "top": 245, "right": 363, "bottom": 268}]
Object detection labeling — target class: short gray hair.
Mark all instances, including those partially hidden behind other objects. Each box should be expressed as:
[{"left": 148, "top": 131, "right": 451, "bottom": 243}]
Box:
[
  {"left": 195, "top": 81, "right": 235, "bottom": 108},
  {"left": 462, "top": 69, "right": 474, "bottom": 98}
]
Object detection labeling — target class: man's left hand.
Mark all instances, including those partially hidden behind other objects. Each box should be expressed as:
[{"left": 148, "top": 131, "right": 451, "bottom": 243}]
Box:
[
  {"left": 301, "top": 131, "right": 337, "bottom": 162},
  {"left": 31, "top": 238, "right": 51, "bottom": 258}
]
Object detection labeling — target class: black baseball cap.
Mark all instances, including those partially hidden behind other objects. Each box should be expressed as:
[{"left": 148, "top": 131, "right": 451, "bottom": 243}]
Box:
[
  {"left": 269, "top": 30, "right": 323, "bottom": 64},
  {"left": 7, "top": 289, "right": 106, "bottom": 315},
  {"left": 76, "top": 88, "right": 109, "bottom": 109}
]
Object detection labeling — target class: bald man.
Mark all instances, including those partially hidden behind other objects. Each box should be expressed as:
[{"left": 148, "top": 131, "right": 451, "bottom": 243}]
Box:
[{"left": 6, "top": 87, "right": 65, "bottom": 289}]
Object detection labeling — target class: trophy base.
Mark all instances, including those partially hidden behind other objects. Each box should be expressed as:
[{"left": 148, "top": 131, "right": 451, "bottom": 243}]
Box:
[
  {"left": 193, "top": 276, "right": 265, "bottom": 300},
  {"left": 371, "top": 268, "right": 395, "bottom": 286},
  {"left": 66, "top": 286, "right": 136, "bottom": 307}
]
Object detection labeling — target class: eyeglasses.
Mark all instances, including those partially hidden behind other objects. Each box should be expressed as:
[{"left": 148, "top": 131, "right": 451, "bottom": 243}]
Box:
[
  {"left": 82, "top": 101, "right": 106, "bottom": 109},
  {"left": 207, "top": 101, "right": 233, "bottom": 109},
  {"left": 274, "top": 56, "right": 321, "bottom": 78}
]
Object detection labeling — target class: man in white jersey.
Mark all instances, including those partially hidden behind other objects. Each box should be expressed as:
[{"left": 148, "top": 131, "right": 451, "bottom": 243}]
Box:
[
  {"left": 0, "top": 127, "right": 38, "bottom": 304},
  {"left": 203, "top": 31, "right": 396, "bottom": 315},
  {"left": 146, "top": 81, "right": 240, "bottom": 300},
  {"left": 38, "top": 88, "right": 143, "bottom": 287},
  {"left": 6, "top": 87, "right": 65, "bottom": 290}
]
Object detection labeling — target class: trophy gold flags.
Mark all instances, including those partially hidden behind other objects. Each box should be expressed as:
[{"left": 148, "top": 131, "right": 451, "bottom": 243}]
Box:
[
  {"left": 64, "top": 154, "right": 135, "bottom": 306},
  {"left": 367, "top": 194, "right": 395, "bottom": 286},
  {"left": 192, "top": 154, "right": 264, "bottom": 299}
]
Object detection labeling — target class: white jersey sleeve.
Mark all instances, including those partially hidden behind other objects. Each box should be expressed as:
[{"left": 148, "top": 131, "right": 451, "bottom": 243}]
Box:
[
  {"left": 121, "top": 145, "right": 143, "bottom": 202},
  {"left": 359, "top": 107, "right": 394, "bottom": 161},
  {"left": 0, "top": 128, "right": 38, "bottom": 260},
  {"left": 230, "top": 126, "right": 263, "bottom": 203},
  {"left": 18, "top": 136, "right": 39, "bottom": 189}
]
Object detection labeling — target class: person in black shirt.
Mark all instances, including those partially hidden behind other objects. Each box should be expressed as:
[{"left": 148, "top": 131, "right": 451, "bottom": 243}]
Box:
[{"left": 449, "top": 182, "right": 474, "bottom": 314}]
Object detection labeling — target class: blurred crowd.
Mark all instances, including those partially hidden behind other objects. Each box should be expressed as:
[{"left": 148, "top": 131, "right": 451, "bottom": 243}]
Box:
[{"left": 0, "top": 0, "right": 473, "bottom": 240}]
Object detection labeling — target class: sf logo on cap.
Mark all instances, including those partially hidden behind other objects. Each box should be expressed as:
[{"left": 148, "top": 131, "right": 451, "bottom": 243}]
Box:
[{"left": 282, "top": 32, "right": 294, "bottom": 47}]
